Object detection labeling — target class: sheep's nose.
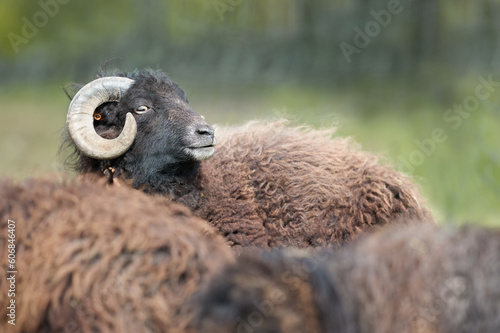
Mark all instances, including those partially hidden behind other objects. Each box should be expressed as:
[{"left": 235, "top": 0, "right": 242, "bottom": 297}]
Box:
[{"left": 196, "top": 124, "right": 215, "bottom": 138}]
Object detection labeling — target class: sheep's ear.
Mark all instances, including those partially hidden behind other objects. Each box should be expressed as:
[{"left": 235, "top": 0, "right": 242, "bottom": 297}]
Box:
[
  {"left": 308, "top": 264, "right": 356, "bottom": 333},
  {"left": 63, "top": 83, "right": 84, "bottom": 100}
]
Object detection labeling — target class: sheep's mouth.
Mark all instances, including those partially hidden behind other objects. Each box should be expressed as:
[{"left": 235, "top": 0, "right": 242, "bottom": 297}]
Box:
[
  {"left": 185, "top": 144, "right": 216, "bottom": 161},
  {"left": 187, "top": 143, "right": 215, "bottom": 149}
]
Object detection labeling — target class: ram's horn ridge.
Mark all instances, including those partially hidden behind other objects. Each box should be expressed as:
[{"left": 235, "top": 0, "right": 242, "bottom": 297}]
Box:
[{"left": 67, "top": 77, "right": 137, "bottom": 159}]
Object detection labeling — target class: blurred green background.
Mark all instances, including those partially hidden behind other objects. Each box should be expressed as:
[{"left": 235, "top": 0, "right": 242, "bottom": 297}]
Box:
[{"left": 0, "top": 0, "right": 499, "bottom": 226}]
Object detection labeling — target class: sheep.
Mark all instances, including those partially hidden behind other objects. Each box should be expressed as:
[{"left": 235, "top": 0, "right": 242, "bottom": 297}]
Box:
[
  {"left": 194, "top": 223, "right": 500, "bottom": 333},
  {"left": 0, "top": 177, "right": 234, "bottom": 333},
  {"left": 62, "top": 68, "right": 434, "bottom": 248}
]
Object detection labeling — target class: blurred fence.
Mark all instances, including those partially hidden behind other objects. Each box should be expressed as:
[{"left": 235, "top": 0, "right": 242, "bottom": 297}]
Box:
[{"left": 1, "top": 0, "right": 500, "bottom": 87}]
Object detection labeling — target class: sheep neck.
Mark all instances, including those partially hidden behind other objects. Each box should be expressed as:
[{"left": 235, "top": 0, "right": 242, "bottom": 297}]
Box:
[{"left": 126, "top": 160, "right": 204, "bottom": 209}]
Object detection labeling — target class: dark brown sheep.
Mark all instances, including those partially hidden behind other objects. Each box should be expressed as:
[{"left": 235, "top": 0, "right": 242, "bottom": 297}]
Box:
[
  {"left": 0, "top": 178, "right": 234, "bottom": 333},
  {"left": 195, "top": 223, "right": 500, "bottom": 333},
  {"left": 196, "top": 120, "right": 434, "bottom": 248},
  {"left": 63, "top": 69, "right": 434, "bottom": 249}
]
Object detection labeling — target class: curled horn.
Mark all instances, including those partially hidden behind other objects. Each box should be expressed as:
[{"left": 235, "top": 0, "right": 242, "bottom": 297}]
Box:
[{"left": 66, "top": 77, "right": 137, "bottom": 159}]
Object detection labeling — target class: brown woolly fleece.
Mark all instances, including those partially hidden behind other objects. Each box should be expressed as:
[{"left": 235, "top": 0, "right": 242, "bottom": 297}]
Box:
[
  {"left": 195, "top": 223, "right": 500, "bottom": 333},
  {"left": 0, "top": 178, "right": 234, "bottom": 333},
  {"left": 195, "top": 121, "right": 434, "bottom": 248}
]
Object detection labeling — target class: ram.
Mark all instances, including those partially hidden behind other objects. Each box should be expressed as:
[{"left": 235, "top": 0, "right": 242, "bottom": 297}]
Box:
[
  {"left": 195, "top": 223, "right": 500, "bottom": 333},
  {"left": 0, "top": 178, "right": 233, "bottom": 333},
  {"left": 63, "top": 68, "right": 434, "bottom": 248}
]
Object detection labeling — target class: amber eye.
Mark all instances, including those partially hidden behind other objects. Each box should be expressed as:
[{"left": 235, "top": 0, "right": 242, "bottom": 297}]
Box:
[{"left": 94, "top": 113, "right": 102, "bottom": 121}]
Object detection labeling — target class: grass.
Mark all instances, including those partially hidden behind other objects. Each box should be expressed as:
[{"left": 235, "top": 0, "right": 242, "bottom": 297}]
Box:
[
  {"left": 0, "top": 85, "right": 69, "bottom": 179},
  {"left": 1, "top": 77, "right": 499, "bottom": 227}
]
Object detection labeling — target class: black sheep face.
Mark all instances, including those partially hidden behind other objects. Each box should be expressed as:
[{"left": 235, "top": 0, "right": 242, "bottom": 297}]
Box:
[{"left": 91, "top": 71, "right": 216, "bottom": 177}]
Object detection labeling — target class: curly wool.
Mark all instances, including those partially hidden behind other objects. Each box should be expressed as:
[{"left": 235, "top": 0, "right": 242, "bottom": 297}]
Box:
[
  {"left": 0, "top": 178, "right": 233, "bottom": 333},
  {"left": 326, "top": 224, "right": 500, "bottom": 333},
  {"left": 195, "top": 223, "right": 500, "bottom": 333},
  {"left": 196, "top": 120, "right": 434, "bottom": 248}
]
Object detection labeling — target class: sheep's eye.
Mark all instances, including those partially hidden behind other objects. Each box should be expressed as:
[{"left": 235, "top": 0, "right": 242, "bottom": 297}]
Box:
[
  {"left": 94, "top": 113, "right": 102, "bottom": 121},
  {"left": 134, "top": 106, "right": 150, "bottom": 114}
]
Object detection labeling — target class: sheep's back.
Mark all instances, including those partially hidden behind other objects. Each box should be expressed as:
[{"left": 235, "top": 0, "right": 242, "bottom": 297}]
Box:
[
  {"left": 195, "top": 224, "right": 500, "bottom": 333},
  {"left": 327, "top": 224, "right": 500, "bottom": 333},
  {"left": 0, "top": 177, "right": 233, "bottom": 333},
  {"left": 200, "top": 120, "right": 434, "bottom": 248}
]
